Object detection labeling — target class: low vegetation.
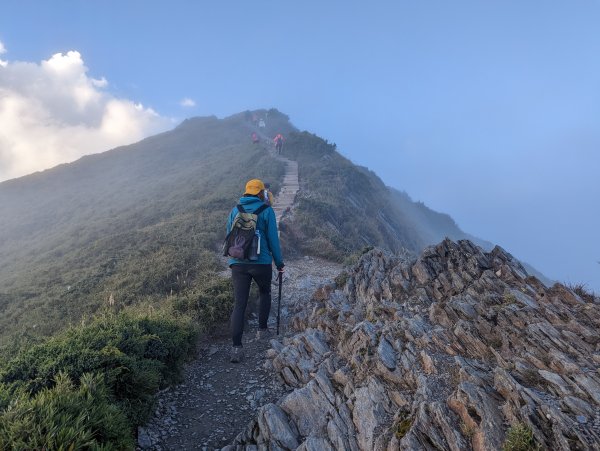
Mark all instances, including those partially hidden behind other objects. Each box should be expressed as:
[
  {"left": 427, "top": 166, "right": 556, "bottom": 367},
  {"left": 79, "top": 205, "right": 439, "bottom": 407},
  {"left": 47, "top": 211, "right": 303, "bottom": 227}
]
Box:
[
  {"left": 502, "top": 423, "right": 541, "bottom": 451},
  {"left": 567, "top": 283, "right": 598, "bottom": 303},
  {"left": 0, "top": 372, "right": 133, "bottom": 449},
  {"left": 0, "top": 309, "right": 196, "bottom": 448}
]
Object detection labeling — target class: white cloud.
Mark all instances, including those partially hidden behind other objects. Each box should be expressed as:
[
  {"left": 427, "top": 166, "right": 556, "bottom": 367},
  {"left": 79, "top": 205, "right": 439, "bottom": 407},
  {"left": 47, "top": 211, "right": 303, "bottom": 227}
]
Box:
[
  {"left": 0, "top": 40, "right": 6, "bottom": 67},
  {"left": 0, "top": 49, "right": 172, "bottom": 181},
  {"left": 180, "top": 97, "right": 196, "bottom": 107},
  {"left": 91, "top": 77, "right": 108, "bottom": 88}
]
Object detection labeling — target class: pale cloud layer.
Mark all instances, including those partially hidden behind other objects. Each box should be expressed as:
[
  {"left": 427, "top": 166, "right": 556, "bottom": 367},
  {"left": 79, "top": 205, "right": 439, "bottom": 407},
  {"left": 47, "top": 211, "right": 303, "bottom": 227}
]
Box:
[
  {"left": 0, "top": 47, "right": 172, "bottom": 181},
  {"left": 0, "top": 40, "right": 6, "bottom": 67},
  {"left": 180, "top": 97, "right": 196, "bottom": 107}
]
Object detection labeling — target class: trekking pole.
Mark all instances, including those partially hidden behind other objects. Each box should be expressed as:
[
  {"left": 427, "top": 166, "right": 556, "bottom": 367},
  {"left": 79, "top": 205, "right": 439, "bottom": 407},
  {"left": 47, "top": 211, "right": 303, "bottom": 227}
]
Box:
[{"left": 277, "top": 271, "right": 282, "bottom": 335}]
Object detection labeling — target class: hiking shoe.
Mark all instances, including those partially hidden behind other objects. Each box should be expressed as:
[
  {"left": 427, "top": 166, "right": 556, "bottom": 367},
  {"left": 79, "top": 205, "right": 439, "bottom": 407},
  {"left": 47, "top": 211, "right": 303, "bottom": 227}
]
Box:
[
  {"left": 230, "top": 346, "right": 244, "bottom": 363},
  {"left": 256, "top": 329, "right": 272, "bottom": 340}
]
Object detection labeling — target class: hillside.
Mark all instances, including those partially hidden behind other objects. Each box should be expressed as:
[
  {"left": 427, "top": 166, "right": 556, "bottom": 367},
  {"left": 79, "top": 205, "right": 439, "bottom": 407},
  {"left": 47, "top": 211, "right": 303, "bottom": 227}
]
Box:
[
  {"left": 0, "top": 109, "right": 476, "bottom": 347},
  {"left": 0, "top": 111, "right": 287, "bottom": 346},
  {"left": 276, "top": 131, "right": 474, "bottom": 261}
]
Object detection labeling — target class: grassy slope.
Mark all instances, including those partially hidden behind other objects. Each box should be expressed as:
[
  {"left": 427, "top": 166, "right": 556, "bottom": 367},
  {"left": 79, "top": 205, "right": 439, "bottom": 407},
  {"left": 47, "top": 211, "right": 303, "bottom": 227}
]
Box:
[{"left": 0, "top": 111, "right": 286, "bottom": 347}]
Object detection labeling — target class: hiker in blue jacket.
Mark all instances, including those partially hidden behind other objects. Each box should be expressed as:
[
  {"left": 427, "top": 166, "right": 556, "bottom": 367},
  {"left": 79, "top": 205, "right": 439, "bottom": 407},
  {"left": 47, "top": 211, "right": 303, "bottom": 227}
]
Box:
[{"left": 226, "top": 179, "right": 284, "bottom": 363}]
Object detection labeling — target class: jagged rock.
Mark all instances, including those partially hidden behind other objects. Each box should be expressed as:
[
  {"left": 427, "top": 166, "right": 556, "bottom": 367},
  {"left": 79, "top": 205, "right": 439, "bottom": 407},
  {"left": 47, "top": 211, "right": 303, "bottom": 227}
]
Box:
[
  {"left": 296, "top": 436, "right": 335, "bottom": 451},
  {"left": 352, "top": 377, "right": 392, "bottom": 450},
  {"left": 270, "top": 329, "right": 329, "bottom": 387},
  {"left": 230, "top": 239, "right": 600, "bottom": 450},
  {"left": 256, "top": 403, "right": 299, "bottom": 450},
  {"left": 377, "top": 337, "right": 396, "bottom": 370},
  {"left": 447, "top": 381, "right": 504, "bottom": 450},
  {"left": 403, "top": 401, "right": 469, "bottom": 451},
  {"left": 279, "top": 377, "right": 334, "bottom": 436}
]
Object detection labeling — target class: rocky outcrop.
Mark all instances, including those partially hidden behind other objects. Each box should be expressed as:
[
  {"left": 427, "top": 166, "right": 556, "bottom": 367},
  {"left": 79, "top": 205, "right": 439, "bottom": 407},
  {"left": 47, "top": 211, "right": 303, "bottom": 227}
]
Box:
[{"left": 228, "top": 239, "right": 600, "bottom": 450}]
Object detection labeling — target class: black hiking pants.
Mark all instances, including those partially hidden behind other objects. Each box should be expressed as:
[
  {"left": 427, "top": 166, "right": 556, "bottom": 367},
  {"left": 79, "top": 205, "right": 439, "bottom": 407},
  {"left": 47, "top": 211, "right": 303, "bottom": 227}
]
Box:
[{"left": 230, "top": 264, "right": 272, "bottom": 346}]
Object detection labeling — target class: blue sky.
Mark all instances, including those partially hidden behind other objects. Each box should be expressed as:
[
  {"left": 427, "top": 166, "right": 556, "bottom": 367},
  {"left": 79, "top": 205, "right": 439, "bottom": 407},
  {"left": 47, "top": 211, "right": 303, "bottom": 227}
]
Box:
[{"left": 1, "top": 1, "right": 599, "bottom": 290}]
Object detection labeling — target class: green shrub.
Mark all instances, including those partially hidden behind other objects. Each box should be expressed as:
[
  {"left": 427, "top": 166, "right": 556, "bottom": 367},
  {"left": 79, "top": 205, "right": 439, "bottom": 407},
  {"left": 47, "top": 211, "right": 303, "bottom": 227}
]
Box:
[
  {"left": 172, "top": 276, "right": 234, "bottom": 331},
  {"left": 0, "top": 311, "right": 197, "bottom": 424},
  {"left": 393, "top": 413, "right": 412, "bottom": 439},
  {"left": 0, "top": 372, "right": 132, "bottom": 450},
  {"left": 502, "top": 423, "right": 541, "bottom": 451},
  {"left": 334, "top": 271, "right": 349, "bottom": 288}
]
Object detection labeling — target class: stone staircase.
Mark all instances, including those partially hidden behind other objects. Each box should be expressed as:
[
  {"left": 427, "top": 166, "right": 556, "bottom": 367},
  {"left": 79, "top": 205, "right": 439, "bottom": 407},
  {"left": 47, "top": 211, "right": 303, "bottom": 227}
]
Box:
[{"left": 271, "top": 157, "right": 299, "bottom": 228}]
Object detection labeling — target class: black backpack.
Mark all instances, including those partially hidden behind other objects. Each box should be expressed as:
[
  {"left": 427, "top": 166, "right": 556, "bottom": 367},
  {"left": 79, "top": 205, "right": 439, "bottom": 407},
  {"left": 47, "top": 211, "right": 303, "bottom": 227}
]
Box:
[{"left": 222, "top": 204, "right": 269, "bottom": 260}]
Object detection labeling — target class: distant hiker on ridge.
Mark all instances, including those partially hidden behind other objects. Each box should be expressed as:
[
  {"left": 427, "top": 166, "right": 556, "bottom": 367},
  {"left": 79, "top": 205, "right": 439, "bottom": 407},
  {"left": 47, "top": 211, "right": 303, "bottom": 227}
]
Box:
[
  {"left": 273, "top": 133, "right": 284, "bottom": 154},
  {"left": 222, "top": 179, "right": 284, "bottom": 363},
  {"left": 251, "top": 132, "right": 259, "bottom": 145}
]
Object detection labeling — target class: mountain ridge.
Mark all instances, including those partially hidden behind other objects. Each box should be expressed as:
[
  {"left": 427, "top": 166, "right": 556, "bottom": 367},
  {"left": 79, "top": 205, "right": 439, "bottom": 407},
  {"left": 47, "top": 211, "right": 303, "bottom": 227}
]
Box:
[
  {"left": 0, "top": 109, "right": 592, "bottom": 450},
  {"left": 0, "top": 108, "right": 487, "bottom": 345}
]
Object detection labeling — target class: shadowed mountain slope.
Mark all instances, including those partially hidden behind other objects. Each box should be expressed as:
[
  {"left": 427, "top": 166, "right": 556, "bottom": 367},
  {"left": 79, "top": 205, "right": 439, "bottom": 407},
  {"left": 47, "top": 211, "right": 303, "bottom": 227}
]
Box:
[{"left": 279, "top": 131, "right": 473, "bottom": 260}]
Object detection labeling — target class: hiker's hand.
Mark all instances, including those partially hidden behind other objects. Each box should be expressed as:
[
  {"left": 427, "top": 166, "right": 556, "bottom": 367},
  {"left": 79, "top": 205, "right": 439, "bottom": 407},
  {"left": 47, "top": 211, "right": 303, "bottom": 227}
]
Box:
[{"left": 277, "top": 264, "right": 285, "bottom": 273}]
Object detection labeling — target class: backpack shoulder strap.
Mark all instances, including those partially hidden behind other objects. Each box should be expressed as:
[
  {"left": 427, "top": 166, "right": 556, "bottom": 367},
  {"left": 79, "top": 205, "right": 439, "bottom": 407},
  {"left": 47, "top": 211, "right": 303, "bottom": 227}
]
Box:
[
  {"left": 254, "top": 204, "right": 269, "bottom": 215},
  {"left": 236, "top": 204, "right": 246, "bottom": 214}
]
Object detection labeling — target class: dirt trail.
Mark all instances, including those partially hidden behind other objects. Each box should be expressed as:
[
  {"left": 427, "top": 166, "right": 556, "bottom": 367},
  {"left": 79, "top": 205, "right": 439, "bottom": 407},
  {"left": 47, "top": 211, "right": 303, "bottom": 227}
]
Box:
[{"left": 138, "top": 149, "right": 342, "bottom": 450}]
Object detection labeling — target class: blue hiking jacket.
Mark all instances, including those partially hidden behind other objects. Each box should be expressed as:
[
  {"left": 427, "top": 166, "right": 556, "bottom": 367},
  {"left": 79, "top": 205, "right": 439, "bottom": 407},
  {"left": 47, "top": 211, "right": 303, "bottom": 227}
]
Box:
[{"left": 226, "top": 196, "right": 284, "bottom": 268}]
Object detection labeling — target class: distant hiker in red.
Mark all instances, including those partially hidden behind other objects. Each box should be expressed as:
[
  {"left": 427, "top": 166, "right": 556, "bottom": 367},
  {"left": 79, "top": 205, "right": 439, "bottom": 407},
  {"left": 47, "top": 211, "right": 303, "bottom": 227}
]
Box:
[
  {"left": 251, "top": 132, "right": 259, "bottom": 144},
  {"left": 273, "top": 134, "right": 284, "bottom": 154}
]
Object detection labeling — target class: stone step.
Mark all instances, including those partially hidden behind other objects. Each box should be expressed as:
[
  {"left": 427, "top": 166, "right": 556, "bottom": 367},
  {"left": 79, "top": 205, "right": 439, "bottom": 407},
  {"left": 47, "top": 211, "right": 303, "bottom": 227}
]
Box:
[{"left": 273, "top": 157, "right": 299, "bottom": 230}]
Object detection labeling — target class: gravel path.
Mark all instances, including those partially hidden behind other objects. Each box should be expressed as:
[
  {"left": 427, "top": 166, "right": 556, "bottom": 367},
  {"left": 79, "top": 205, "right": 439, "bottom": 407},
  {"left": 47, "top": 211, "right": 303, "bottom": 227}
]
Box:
[{"left": 138, "top": 257, "right": 342, "bottom": 451}]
